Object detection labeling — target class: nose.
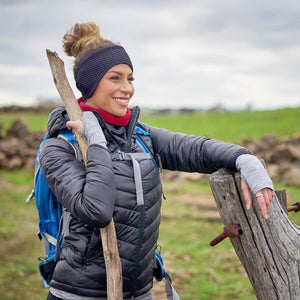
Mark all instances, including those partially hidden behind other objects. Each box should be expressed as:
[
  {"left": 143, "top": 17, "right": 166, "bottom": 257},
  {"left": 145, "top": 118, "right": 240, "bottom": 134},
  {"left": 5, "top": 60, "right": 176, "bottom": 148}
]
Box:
[{"left": 120, "top": 79, "right": 134, "bottom": 94}]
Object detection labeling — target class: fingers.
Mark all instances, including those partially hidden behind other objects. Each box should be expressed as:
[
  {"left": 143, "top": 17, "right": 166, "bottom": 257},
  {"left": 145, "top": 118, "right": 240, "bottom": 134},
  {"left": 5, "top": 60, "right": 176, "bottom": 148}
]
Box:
[
  {"left": 66, "top": 120, "right": 77, "bottom": 130},
  {"left": 241, "top": 179, "right": 274, "bottom": 220},
  {"left": 241, "top": 178, "right": 252, "bottom": 210},
  {"left": 255, "top": 192, "right": 268, "bottom": 219},
  {"left": 262, "top": 189, "right": 271, "bottom": 210},
  {"left": 255, "top": 188, "right": 274, "bottom": 220},
  {"left": 66, "top": 119, "right": 83, "bottom": 135}
]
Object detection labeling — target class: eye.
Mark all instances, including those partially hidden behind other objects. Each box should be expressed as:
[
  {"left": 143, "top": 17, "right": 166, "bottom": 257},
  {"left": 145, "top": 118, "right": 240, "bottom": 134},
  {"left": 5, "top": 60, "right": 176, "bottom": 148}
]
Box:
[
  {"left": 109, "top": 76, "right": 120, "bottom": 80},
  {"left": 128, "top": 77, "right": 135, "bottom": 82}
]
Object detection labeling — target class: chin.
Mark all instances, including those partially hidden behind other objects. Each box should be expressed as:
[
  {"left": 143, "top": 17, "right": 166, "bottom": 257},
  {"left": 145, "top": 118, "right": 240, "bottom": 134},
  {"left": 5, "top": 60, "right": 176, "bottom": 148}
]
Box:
[{"left": 114, "top": 109, "right": 127, "bottom": 117}]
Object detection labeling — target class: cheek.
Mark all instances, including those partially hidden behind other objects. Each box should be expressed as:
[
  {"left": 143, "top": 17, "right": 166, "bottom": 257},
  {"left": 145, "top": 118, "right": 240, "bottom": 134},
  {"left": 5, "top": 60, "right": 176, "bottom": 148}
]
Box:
[
  {"left": 131, "top": 85, "right": 135, "bottom": 95},
  {"left": 96, "top": 80, "right": 115, "bottom": 94}
]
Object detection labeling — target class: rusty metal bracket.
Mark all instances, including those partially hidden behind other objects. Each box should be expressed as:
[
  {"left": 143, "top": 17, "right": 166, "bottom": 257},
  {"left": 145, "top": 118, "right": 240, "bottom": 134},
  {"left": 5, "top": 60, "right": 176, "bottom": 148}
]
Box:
[
  {"left": 288, "top": 202, "right": 300, "bottom": 213},
  {"left": 210, "top": 223, "right": 242, "bottom": 246}
]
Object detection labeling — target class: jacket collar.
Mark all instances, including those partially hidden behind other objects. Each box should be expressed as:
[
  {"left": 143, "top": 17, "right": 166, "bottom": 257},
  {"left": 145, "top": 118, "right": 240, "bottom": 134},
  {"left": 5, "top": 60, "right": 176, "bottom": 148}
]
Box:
[{"left": 94, "top": 106, "right": 140, "bottom": 152}]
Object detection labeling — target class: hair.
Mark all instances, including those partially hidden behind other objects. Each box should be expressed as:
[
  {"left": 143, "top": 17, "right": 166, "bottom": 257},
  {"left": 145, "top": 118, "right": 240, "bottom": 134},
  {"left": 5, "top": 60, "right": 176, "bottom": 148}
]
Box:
[{"left": 62, "top": 22, "right": 116, "bottom": 70}]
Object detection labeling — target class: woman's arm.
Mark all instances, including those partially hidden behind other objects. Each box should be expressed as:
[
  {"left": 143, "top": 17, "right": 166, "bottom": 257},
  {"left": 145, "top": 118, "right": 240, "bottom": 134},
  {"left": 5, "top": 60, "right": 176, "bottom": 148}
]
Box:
[
  {"left": 40, "top": 116, "right": 116, "bottom": 228},
  {"left": 140, "top": 122, "right": 274, "bottom": 219},
  {"left": 140, "top": 123, "right": 252, "bottom": 173}
]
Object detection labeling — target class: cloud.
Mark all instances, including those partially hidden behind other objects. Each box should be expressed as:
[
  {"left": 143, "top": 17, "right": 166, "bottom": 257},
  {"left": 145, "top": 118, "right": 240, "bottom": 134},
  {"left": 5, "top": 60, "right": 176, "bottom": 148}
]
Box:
[
  {"left": 1, "top": 0, "right": 300, "bottom": 109},
  {"left": 0, "top": 88, "right": 36, "bottom": 107},
  {"left": 0, "top": 64, "right": 47, "bottom": 76}
]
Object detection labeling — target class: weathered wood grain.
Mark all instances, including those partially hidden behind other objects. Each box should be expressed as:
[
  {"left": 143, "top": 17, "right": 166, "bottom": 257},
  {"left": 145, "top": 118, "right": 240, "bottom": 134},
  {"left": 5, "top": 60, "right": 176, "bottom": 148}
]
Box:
[{"left": 209, "top": 168, "right": 300, "bottom": 300}]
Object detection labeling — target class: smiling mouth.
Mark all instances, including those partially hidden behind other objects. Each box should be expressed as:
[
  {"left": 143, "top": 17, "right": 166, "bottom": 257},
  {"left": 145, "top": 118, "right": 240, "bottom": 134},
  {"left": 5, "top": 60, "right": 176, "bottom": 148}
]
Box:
[{"left": 113, "top": 97, "right": 130, "bottom": 105}]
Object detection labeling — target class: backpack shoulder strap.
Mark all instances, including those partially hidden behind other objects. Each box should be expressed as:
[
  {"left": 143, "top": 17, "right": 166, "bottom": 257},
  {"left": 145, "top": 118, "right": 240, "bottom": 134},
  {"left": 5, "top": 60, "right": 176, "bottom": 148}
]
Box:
[
  {"left": 57, "top": 130, "right": 82, "bottom": 162},
  {"left": 57, "top": 130, "right": 76, "bottom": 144},
  {"left": 26, "top": 130, "right": 81, "bottom": 205},
  {"left": 26, "top": 133, "right": 50, "bottom": 204},
  {"left": 135, "top": 123, "right": 166, "bottom": 199},
  {"left": 135, "top": 124, "right": 155, "bottom": 155}
]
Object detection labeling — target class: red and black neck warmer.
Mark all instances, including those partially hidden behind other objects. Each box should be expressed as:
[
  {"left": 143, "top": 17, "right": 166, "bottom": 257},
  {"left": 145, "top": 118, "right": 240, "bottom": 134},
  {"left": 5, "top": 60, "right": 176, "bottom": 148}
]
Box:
[{"left": 78, "top": 98, "right": 131, "bottom": 126}]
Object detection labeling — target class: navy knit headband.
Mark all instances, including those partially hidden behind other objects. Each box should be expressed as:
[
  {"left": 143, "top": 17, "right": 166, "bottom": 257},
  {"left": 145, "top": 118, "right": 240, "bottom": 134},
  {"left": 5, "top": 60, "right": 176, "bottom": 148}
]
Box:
[{"left": 74, "top": 45, "right": 133, "bottom": 100}]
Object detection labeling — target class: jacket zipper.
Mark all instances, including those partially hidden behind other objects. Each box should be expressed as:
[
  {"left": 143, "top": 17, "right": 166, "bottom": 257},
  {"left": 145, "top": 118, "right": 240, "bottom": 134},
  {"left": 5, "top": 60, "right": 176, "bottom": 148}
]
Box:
[
  {"left": 93, "top": 107, "right": 140, "bottom": 152},
  {"left": 131, "top": 205, "right": 146, "bottom": 297},
  {"left": 93, "top": 107, "right": 145, "bottom": 296}
]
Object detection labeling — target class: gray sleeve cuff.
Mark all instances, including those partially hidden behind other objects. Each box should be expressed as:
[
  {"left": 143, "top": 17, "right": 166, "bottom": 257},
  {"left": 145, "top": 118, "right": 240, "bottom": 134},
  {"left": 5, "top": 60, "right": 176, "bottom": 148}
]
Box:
[
  {"left": 81, "top": 111, "right": 107, "bottom": 148},
  {"left": 236, "top": 154, "right": 274, "bottom": 195}
]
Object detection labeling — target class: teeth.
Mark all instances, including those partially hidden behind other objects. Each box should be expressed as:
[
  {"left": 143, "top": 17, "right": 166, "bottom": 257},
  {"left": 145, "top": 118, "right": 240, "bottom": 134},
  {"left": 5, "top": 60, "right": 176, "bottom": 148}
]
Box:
[{"left": 113, "top": 97, "right": 128, "bottom": 104}]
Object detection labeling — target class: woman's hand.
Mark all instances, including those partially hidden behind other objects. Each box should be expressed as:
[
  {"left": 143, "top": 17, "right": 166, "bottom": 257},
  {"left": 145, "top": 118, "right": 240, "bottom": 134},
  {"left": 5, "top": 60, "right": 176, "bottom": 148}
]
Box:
[
  {"left": 236, "top": 154, "right": 274, "bottom": 219},
  {"left": 66, "top": 119, "right": 83, "bottom": 135},
  {"left": 66, "top": 111, "right": 107, "bottom": 148},
  {"left": 241, "top": 178, "right": 274, "bottom": 219}
]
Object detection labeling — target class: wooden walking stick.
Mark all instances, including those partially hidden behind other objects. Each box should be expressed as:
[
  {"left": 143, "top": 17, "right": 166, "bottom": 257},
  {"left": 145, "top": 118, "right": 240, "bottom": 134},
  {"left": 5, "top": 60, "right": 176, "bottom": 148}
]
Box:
[{"left": 46, "top": 49, "right": 123, "bottom": 300}]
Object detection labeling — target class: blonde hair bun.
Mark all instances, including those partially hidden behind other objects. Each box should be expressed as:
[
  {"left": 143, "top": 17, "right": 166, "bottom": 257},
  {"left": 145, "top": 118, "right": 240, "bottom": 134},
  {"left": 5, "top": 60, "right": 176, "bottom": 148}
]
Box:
[{"left": 63, "top": 22, "right": 104, "bottom": 58}]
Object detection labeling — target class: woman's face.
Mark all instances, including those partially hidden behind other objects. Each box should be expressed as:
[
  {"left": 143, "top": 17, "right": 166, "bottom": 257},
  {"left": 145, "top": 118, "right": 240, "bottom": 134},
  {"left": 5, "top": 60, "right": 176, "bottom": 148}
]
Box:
[{"left": 86, "top": 64, "right": 135, "bottom": 116}]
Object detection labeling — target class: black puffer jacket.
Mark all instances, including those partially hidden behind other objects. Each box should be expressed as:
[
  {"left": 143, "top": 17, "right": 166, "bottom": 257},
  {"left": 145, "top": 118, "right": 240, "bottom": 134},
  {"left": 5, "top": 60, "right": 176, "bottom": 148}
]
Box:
[{"left": 40, "top": 106, "right": 251, "bottom": 298}]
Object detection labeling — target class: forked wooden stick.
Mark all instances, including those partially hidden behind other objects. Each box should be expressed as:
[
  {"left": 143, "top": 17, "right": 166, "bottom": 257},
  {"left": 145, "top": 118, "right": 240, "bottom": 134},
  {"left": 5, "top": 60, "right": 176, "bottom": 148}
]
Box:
[{"left": 46, "top": 49, "right": 123, "bottom": 300}]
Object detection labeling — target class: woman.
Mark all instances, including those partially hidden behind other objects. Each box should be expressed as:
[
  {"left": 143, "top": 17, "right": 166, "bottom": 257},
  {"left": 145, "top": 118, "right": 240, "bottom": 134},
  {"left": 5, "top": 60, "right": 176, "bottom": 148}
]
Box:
[{"left": 41, "top": 22, "right": 274, "bottom": 300}]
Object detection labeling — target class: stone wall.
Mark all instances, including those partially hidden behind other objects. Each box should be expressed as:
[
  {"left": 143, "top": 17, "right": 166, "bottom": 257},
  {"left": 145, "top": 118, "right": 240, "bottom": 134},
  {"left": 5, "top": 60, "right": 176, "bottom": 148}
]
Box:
[
  {"left": 1, "top": 118, "right": 299, "bottom": 186},
  {"left": 162, "top": 134, "right": 300, "bottom": 186},
  {"left": 242, "top": 134, "right": 300, "bottom": 186},
  {"left": 0, "top": 118, "right": 45, "bottom": 170}
]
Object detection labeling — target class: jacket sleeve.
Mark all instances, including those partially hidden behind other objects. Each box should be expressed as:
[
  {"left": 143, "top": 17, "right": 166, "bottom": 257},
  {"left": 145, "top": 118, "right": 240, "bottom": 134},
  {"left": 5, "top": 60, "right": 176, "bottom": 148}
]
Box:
[
  {"left": 40, "top": 138, "right": 116, "bottom": 228},
  {"left": 139, "top": 123, "right": 252, "bottom": 174}
]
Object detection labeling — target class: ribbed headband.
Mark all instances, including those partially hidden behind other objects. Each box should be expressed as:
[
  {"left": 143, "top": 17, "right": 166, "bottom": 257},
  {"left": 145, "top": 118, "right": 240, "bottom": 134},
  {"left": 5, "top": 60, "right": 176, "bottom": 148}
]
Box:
[{"left": 74, "top": 45, "right": 133, "bottom": 100}]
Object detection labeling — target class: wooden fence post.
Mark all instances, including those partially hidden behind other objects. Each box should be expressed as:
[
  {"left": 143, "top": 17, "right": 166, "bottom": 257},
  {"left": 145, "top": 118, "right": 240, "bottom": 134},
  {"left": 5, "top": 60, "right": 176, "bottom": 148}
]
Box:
[{"left": 209, "top": 168, "right": 300, "bottom": 300}]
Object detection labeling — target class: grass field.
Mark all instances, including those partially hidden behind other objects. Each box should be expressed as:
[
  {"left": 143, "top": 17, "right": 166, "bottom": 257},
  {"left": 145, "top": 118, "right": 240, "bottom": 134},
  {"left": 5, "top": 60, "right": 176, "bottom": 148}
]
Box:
[
  {"left": 1, "top": 106, "right": 300, "bottom": 142},
  {"left": 140, "top": 107, "right": 300, "bottom": 142},
  {"left": 0, "top": 112, "right": 49, "bottom": 134},
  {"left": 0, "top": 107, "right": 300, "bottom": 299}
]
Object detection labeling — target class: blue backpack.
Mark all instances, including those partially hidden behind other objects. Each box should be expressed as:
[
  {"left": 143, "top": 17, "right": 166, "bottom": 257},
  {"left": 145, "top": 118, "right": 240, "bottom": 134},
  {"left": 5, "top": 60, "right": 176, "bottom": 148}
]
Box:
[
  {"left": 26, "top": 130, "right": 75, "bottom": 287},
  {"left": 26, "top": 125, "right": 179, "bottom": 299}
]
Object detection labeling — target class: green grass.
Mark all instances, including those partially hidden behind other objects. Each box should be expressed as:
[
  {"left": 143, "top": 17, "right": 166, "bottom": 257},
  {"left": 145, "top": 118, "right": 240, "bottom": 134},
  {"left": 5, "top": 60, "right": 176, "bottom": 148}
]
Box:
[
  {"left": 0, "top": 112, "right": 49, "bottom": 135},
  {"left": 0, "top": 169, "right": 49, "bottom": 300},
  {"left": 1, "top": 106, "right": 300, "bottom": 143},
  {"left": 1, "top": 167, "right": 300, "bottom": 300},
  {"left": 1, "top": 107, "right": 300, "bottom": 299},
  {"left": 140, "top": 107, "right": 300, "bottom": 143},
  {"left": 157, "top": 180, "right": 300, "bottom": 299}
]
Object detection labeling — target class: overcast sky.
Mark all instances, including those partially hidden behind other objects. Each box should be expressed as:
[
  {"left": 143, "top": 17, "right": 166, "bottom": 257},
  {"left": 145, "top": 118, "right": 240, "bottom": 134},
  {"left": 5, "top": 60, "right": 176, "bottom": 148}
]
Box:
[{"left": 1, "top": 0, "right": 300, "bottom": 110}]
